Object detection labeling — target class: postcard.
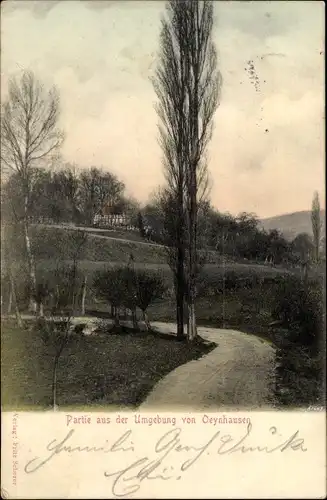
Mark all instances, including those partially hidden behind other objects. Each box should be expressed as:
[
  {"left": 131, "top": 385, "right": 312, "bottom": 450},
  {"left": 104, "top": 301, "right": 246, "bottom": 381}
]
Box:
[{"left": 1, "top": 0, "right": 326, "bottom": 498}]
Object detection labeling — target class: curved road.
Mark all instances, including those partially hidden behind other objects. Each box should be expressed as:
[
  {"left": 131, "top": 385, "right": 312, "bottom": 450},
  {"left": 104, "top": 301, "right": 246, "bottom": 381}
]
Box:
[
  {"left": 139, "top": 322, "right": 277, "bottom": 411},
  {"left": 11, "top": 313, "right": 277, "bottom": 410}
]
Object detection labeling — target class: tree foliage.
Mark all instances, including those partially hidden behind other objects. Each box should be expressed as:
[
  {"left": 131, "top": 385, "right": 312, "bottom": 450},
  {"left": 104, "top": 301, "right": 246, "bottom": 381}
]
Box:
[
  {"left": 78, "top": 167, "right": 125, "bottom": 225},
  {"left": 1, "top": 70, "right": 64, "bottom": 311},
  {"left": 93, "top": 267, "right": 166, "bottom": 330},
  {"left": 152, "top": 0, "right": 221, "bottom": 340},
  {"left": 311, "top": 191, "right": 322, "bottom": 263}
]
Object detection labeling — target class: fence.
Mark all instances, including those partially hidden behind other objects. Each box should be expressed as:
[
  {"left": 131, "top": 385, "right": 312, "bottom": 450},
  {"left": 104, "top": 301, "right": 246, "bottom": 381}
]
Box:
[{"left": 93, "top": 214, "right": 136, "bottom": 230}]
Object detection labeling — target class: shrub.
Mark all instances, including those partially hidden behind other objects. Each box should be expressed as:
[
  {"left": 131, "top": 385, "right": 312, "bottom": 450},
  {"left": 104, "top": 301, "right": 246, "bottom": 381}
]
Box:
[
  {"left": 93, "top": 267, "right": 126, "bottom": 325},
  {"left": 272, "top": 275, "right": 325, "bottom": 406},
  {"left": 272, "top": 275, "right": 323, "bottom": 353},
  {"left": 135, "top": 270, "right": 166, "bottom": 329},
  {"left": 275, "top": 346, "right": 325, "bottom": 406},
  {"left": 33, "top": 265, "right": 84, "bottom": 316},
  {"left": 223, "top": 270, "right": 238, "bottom": 290},
  {"left": 92, "top": 266, "right": 166, "bottom": 330}
]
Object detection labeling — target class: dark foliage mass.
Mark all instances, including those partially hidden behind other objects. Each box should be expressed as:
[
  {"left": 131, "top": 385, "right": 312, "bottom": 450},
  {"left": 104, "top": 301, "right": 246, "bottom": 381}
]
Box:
[
  {"left": 140, "top": 201, "right": 313, "bottom": 267},
  {"left": 272, "top": 275, "right": 325, "bottom": 406},
  {"left": 92, "top": 266, "right": 166, "bottom": 330},
  {"left": 1, "top": 165, "right": 138, "bottom": 227}
]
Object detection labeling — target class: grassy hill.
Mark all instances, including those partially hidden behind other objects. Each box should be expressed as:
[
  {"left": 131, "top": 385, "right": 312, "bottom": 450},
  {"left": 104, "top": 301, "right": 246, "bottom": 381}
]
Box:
[
  {"left": 29, "top": 226, "right": 294, "bottom": 272},
  {"left": 260, "top": 210, "right": 326, "bottom": 240},
  {"left": 1, "top": 224, "right": 297, "bottom": 289}
]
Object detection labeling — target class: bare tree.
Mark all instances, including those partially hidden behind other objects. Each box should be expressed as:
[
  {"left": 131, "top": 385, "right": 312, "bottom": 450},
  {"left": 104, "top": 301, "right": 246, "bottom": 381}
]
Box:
[
  {"left": 311, "top": 191, "right": 322, "bottom": 263},
  {"left": 78, "top": 167, "right": 125, "bottom": 225},
  {"left": 135, "top": 270, "right": 166, "bottom": 331},
  {"left": 51, "top": 163, "right": 80, "bottom": 223},
  {"left": 35, "top": 229, "right": 87, "bottom": 410},
  {"left": 153, "top": 0, "right": 221, "bottom": 341},
  {"left": 153, "top": 2, "right": 190, "bottom": 339},
  {"left": 1, "top": 70, "right": 64, "bottom": 312},
  {"left": 50, "top": 231, "right": 87, "bottom": 410}
]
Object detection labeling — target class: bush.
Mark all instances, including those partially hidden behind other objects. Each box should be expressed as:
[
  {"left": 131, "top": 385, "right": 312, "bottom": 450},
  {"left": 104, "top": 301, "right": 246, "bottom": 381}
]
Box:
[
  {"left": 135, "top": 270, "right": 166, "bottom": 329},
  {"left": 223, "top": 270, "right": 238, "bottom": 290},
  {"left": 272, "top": 275, "right": 323, "bottom": 353},
  {"left": 92, "top": 266, "right": 166, "bottom": 329},
  {"left": 275, "top": 346, "right": 325, "bottom": 406},
  {"left": 33, "top": 264, "right": 84, "bottom": 315},
  {"left": 272, "top": 275, "right": 325, "bottom": 406},
  {"left": 92, "top": 267, "right": 126, "bottom": 318}
]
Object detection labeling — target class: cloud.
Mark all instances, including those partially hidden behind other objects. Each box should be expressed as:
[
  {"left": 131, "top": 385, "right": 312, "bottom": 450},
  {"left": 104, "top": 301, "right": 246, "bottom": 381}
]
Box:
[
  {"left": 1, "top": 0, "right": 324, "bottom": 217},
  {"left": 2, "top": 0, "right": 124, "bottom": 18},
  {"left": 216, "top": 1, "right": 324, "bottom": 40}
]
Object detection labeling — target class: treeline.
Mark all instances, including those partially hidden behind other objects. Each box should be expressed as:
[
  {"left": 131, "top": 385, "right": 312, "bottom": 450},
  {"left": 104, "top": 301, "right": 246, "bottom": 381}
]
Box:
[
  {"left": 2, "top": 165, "right": 139, "bottom": 227},
  {"left": 2, "top": 162, "right": 320, "bottom": 273},
  {"left": 138, "top": 199, "right": 318, "bottom": 268}
]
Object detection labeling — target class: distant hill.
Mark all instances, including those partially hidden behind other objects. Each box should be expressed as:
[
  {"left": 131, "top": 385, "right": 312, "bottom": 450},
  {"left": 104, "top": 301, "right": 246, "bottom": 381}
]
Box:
[{"left": 260, "top": 210, "right": 326, "bottom": 241}]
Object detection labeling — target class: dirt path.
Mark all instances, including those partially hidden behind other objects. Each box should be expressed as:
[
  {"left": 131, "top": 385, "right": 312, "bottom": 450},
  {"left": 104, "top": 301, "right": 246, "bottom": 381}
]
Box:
[
  {"left": 37, "top": 224, "right": 164, "bottom": 248},
  {"left": 140, "top": 322, "right": 277, "bottom": 411},
  {"left": 6, "top": 315, "right": 277, "bottom": 410}
]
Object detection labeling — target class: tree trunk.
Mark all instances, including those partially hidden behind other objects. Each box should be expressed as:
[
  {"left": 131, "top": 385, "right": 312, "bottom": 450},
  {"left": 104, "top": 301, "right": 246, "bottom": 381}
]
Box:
[
  {"left": 142, "top": 310, "right": 151, "bottom": 331},
  {"left": 7, "top": 285, "right": 13, "bottom": 315},
  {"left": 176, "top": 289, "right": 184, "bottom": 339},
  {"left": 114, "top": 307, "right": 120, "bottom": 327},
  {"left": 52, "top": 355, "right": 59, "bottom": 410},
  {"left": 185, "top": 22, "right": 199, "bottom": 343},
  {"left": 51, "top": 325, "right": 70, "bottom": 410},
  {"left": 81, "top": 275, "right": 87, "bottom": 316},
  {"left": 186, "top": 163, "right": 198, "bottom": 342},
  {"left": 187, "top": 300, "right": 197, "bottom": 341},
  {"left": 131, "top": 308, "right": 138, "bottom": 329},
  {"left": 39, "top": 302, "right": 44, "bottom": 317},
  {"left": 4, "top": 225, "right": 21, "bottom": 324},
  {"left": 23, "top": 207, "right": 37, "bottom": 313},
  {"left": 176, "top": 186, "right": 185, "bottom": 339},
  {"left": 314, "top": 243, "right": 319, "bottom": 264},
  {"left": 9, "top": 271, "right": 23, "bottom": 328},
  {"left": 176, "top": 266, "right": 184, "bottom": 339}
]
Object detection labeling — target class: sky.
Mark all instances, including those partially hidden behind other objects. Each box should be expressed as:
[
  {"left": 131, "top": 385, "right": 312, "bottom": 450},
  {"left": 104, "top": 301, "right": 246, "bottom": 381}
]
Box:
[{"left": 1, "top": 0, "right": 325, "bottom": 218}]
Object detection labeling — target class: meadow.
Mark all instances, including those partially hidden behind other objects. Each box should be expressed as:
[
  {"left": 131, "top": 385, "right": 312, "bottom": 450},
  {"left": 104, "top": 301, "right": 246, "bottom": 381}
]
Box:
[
  {"left": 2, "top": 224, "right": 324, "bottom": 410},
  {"left": 1, "top": 319, "right": 215, "bottom": 411}
]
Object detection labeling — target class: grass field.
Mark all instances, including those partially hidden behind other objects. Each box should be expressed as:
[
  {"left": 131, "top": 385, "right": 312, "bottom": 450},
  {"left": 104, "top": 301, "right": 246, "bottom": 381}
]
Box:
[
  {"left": 1, "top": 319, "right": 215, "bottom": 411},
  {"left": 31, "top": 226, "right": 168, "bottom": 264},
  {"left": 31, "top": 257, "right": 292, "bottom": 287},
  {"left": 2, "top": 223, "right": 324, "bottom": 411},
  {"left": 3, "top": 223, "right": 297, "bottom": 345},
  {"left": 6, "top": 224, "right": 298, "bottom": 268}
]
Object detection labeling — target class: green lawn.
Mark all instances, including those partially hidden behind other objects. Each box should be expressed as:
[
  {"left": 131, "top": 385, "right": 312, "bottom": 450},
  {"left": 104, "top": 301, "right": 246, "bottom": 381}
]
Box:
[
  {"left": 1, "top": 319, "right": 215, "bottom": 411},
  {"left": 2, "top": 225, "right": 323, "bottom": 411}
]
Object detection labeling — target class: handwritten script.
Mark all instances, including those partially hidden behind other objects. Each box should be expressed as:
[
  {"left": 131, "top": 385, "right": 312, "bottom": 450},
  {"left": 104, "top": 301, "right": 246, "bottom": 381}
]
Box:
[{"left": 24, "top": 422, "right": 307, "bottom": 497}]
